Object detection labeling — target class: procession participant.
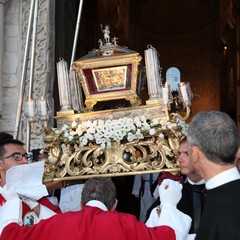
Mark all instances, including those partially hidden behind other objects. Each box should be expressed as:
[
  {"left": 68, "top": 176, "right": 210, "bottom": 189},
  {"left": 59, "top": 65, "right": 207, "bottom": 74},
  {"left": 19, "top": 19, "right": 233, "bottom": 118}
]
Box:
[
  {"left": 0, "top": 177, "right": 191, "bottom": 240},
  {"left": 147, "top": 137, "right": 205, "bottom": 236},
  {"left": 132, "top": 173, "right": 159, "bottom": 222},
  {"left": 187, "top": 111, "right": 240, "bottom": 240},
  {"left": 0, "top": 132, "right": 61, "bottom": 226}
]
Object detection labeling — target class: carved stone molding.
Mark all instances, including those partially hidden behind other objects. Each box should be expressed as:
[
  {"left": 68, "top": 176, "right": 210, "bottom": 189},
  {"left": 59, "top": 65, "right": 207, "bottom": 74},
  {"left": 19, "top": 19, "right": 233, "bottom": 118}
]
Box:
[{"left": 21, "top": 0, "right": 55, "bottom": 149}]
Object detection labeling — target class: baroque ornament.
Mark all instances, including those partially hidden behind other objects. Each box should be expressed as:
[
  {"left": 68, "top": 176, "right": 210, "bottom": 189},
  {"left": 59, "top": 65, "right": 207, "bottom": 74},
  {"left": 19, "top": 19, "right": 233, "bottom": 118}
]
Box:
[{"left": 43, "top": 116, "right": 188, "bottom": 182}]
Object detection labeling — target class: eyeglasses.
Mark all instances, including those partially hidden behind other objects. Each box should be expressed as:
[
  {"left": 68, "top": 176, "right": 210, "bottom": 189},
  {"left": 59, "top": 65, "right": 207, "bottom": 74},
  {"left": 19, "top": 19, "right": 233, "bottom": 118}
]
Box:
[{"left": 0, "top": 152, "right": 31, "bottom": 162}]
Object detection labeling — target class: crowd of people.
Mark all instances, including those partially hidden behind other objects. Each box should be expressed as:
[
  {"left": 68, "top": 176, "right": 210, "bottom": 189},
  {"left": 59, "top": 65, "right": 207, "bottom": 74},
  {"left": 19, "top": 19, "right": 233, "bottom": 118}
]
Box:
[{"left": 0, "top": 110, "right": 240, "bottom": 240}]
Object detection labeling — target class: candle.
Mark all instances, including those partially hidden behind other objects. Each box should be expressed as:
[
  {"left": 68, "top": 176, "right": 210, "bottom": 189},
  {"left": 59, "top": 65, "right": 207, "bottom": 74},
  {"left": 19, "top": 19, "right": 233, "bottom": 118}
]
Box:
[
  {"left": 40, "top": 97, "right": 47, "bottom": 116},
  {"left": 57, "top": 58, "right": 72, "bottom": 111},
  {"left": 144, "top": 45, "right": 162, "bottom": 100},
  {"left": 180, "top": 83, "right": 189, "bottom": 102},
  {"left": 162, "top": 84, "right": 169, "bottom": 105},
  {"left": 28, "top": 99, "right": 35, "bottom": 118}
]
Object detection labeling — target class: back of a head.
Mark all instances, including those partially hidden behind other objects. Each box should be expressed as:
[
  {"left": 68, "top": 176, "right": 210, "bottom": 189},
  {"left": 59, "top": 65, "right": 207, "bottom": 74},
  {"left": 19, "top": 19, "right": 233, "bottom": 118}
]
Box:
[
  {"left": 187, "top": 111, "right": 239, "bottom": 165},
  {"left": 81, "top": 177, "right": 116, "bottom": 210}
]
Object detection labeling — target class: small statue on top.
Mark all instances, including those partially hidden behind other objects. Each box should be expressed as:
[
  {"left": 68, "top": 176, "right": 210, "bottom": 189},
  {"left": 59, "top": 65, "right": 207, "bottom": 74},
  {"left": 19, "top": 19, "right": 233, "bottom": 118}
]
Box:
[{"left": 100, "top": 24, "right": 111, "bottom": 43}]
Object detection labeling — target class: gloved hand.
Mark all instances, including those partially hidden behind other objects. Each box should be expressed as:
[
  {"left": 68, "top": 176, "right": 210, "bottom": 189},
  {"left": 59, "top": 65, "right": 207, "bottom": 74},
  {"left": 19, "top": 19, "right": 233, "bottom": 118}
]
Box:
[
  {"left": 20, "top": 195, "right": 39, "bottom": 210},
  {"left": 0, "top": 185, "right": 18, "bottom": 200},
  {"left": 159, "top": 179, "right": 182, "bottom": 207}
]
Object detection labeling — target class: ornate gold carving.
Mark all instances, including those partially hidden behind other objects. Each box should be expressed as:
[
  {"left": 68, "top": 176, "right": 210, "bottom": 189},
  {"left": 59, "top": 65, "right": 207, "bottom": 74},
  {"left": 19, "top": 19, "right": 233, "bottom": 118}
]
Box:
[{"left": 43, "top": 121, "right": 184, "bottom": 183}]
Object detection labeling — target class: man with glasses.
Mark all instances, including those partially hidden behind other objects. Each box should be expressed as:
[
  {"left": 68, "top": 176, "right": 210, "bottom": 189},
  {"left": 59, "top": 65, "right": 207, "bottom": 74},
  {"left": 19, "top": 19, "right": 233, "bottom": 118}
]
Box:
[{"left": 0, "top": 132, "right": 61, "bottom": 226}]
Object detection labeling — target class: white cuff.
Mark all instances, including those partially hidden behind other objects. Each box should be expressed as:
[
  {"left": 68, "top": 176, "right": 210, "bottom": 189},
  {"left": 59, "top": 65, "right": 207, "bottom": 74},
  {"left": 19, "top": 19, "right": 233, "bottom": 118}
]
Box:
[
  {"left": 0, "top": 198, "right": 23, "bottom": 234},
  {"left": 187, "top": 234, "right": 196, "bottom": 240},
  {"left": 145, "top": 203, "right": 192, "bottom": 240}
]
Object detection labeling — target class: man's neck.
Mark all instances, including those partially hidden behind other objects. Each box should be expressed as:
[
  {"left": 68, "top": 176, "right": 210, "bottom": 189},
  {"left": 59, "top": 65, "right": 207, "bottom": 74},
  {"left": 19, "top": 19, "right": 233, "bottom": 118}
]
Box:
[{"left": 187, "top": 173, "right": 203, "bottom": 184}]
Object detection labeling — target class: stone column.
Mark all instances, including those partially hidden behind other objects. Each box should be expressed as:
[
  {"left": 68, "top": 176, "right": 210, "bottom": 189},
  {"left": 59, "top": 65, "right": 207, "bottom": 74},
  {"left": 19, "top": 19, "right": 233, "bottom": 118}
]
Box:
[{"left": 0, "top": 0, "right": 7, "bottom": 124}]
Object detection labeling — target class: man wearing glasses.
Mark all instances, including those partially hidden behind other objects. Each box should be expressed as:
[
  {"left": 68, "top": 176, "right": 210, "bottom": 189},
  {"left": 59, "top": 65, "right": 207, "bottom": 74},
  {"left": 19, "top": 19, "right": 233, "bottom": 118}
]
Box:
[{"left": 0, "top": 132, "right": 61, "bottom": 226}]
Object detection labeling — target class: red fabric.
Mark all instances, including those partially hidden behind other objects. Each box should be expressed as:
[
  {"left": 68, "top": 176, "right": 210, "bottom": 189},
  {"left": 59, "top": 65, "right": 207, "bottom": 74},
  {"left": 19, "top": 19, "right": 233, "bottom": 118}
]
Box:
[
  {"left": 0, "top": 195, "right": 6, "bottom": 206},
  {"left": 157, "top": 172, "right": 184, "bottom": 186},
  {"left": 1, "top": 206, "right": 176, "bottom": 240}
]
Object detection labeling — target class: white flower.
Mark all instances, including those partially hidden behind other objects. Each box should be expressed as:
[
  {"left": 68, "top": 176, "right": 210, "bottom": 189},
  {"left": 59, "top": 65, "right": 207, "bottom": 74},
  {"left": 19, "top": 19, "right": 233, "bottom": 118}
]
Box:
[
  {"left": 68, "top": 135, "right": 74, "bottom": 141},
  {"left": 149, "top": 128, "right": 156, "bottom": 135},
  {"left": 79, "top": 136, "right": 88, "bottom": 147},
  {"left": 54, "top": 129, "right": 60, "bottom": 135},
  {"left": 159, "top": 133, "right": 164, "bottom": 139},
  {"left": 63, "top": 131, "right": 70, "bottom": 138},
  {"left": 61, "top": 143, "right": 67, "bottom": 150},
  {"left": 71, "top": 121, "right": 77, "bottom": 128},
  {"left": 61, "top": 124, "right": 69, "bottom": 131},
  {"left": 127, "top": 132, "right": 136, "bottom": 142},
  {"left": 166, "top": 122, "right": 173, "bottom": 129}
]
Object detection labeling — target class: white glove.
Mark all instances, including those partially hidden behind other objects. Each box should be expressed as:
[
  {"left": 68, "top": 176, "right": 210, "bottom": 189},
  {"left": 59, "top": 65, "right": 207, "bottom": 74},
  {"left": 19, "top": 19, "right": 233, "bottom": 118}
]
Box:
[
  {"left": 0, "top": 185, "right": 18, "bottom": 200},
  {"left": 159, "top": 179, "right": 182, "bottom": 207},
  {"left": 20, "top": 196, "right": 39, "bottom": 210}
]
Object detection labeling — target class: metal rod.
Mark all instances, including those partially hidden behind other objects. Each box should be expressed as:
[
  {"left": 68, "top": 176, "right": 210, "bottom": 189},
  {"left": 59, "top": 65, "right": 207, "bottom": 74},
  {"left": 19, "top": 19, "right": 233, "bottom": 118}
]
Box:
[
  {"left": 69, "top": 0, "right": 84, "bottom": 112},
  {"left": 26, "top": 0, "right": 39, "bottom": 152},
  {"left": 70, "top": 0, "right": 84, "bottom": 67},
  {"left": 14, "top": 0, "right": 36, "bottom": 139}
]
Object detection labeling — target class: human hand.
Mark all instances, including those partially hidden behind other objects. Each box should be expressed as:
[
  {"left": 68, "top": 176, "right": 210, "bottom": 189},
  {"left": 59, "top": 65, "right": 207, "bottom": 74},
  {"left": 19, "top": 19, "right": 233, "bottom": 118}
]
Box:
[{"left": 159, "top": 179, "right": 182, "bottom": 207}]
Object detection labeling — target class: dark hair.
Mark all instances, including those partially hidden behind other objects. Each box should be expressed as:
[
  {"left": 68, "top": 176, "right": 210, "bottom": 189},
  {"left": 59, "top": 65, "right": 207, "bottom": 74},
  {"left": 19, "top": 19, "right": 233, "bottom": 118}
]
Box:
[
  {"left": 81, "top": 177, "right": 116, "bottom": 210},
  {"left": 0, "top": 132, "right": 24, "bottom": 159},
  {"left": 31, "top": 148, "right": 48, "bottom": 162},
  {"left": 187, "top": 111, "right": 239, "bottom": 165}
]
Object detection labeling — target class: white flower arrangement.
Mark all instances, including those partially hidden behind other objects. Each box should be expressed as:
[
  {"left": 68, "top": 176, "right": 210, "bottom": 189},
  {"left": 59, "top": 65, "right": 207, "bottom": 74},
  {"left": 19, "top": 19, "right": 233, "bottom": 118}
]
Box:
[
  {"left": 50, "top": 116, "right": 188, "bottom": 150},
  {"left": 52, "top": 116, "right": 166, "bottom": 150}
]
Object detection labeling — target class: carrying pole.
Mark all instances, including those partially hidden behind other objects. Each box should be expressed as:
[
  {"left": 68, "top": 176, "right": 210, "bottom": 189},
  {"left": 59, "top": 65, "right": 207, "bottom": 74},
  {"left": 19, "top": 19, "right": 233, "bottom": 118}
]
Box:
[
  {"left": 14, "top": 0, "right": 36, "bottom": 139},
  {"left": 69, "top": 0, "right": 84, "bottom": 112},
  {"left": 26, "top": 0, "right": 39, "bottom": 151},
  {"left": 70, "top": 0, "right": 84, "bottom": 67}
]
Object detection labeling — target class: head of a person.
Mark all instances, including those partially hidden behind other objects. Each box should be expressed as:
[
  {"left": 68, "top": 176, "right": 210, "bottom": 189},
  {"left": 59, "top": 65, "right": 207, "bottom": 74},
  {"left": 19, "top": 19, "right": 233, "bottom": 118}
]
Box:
[
  {"left": 187, "top": 111, "right": 239, "bottom": 175},
  {"left": 81, "top": 177, "right": 117, "bottom": 211},
  {"left": 177, "top": 136, "right": 203, "bottom": 183},
  {"left": 0, "top": 132, "right": 29, "bottom": 186}
]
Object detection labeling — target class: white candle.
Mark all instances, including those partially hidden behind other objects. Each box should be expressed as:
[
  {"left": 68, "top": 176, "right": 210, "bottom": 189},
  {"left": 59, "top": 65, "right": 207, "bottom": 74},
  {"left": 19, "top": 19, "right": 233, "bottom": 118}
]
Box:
[
  {"left": 57, "top": 59, "right": 72, "bottom": 111},
  {"left": 162, "top": 85, "right": 169, "bottom": 105},
  {"left": 28, "top": 99, "right": 35, "bottom": 117},
  {"left": 180, "top": 83, "right": 189, "bottom": 102},
  {"left": 144, "top": 45, "right": 162, "bottom": 100},
  {"left": 40, "top": 97, "right": 47, "bottom": 116}
]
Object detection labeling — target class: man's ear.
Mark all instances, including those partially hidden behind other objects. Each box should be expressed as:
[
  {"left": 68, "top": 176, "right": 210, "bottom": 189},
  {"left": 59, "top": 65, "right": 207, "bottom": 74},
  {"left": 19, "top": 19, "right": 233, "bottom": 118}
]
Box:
[
  {"left": 191, "top": 146, "right": 201, "bottom": 162},
  {"left": 0, "top": 161, "right": 4, "bottom": 170}
]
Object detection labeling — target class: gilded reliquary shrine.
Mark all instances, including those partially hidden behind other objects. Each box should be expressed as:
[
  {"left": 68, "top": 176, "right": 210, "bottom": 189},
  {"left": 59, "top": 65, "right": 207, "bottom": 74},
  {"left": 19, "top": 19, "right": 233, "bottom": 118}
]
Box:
[{"left": 41, "top": 26, "right": 192, "bottom": 184}]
